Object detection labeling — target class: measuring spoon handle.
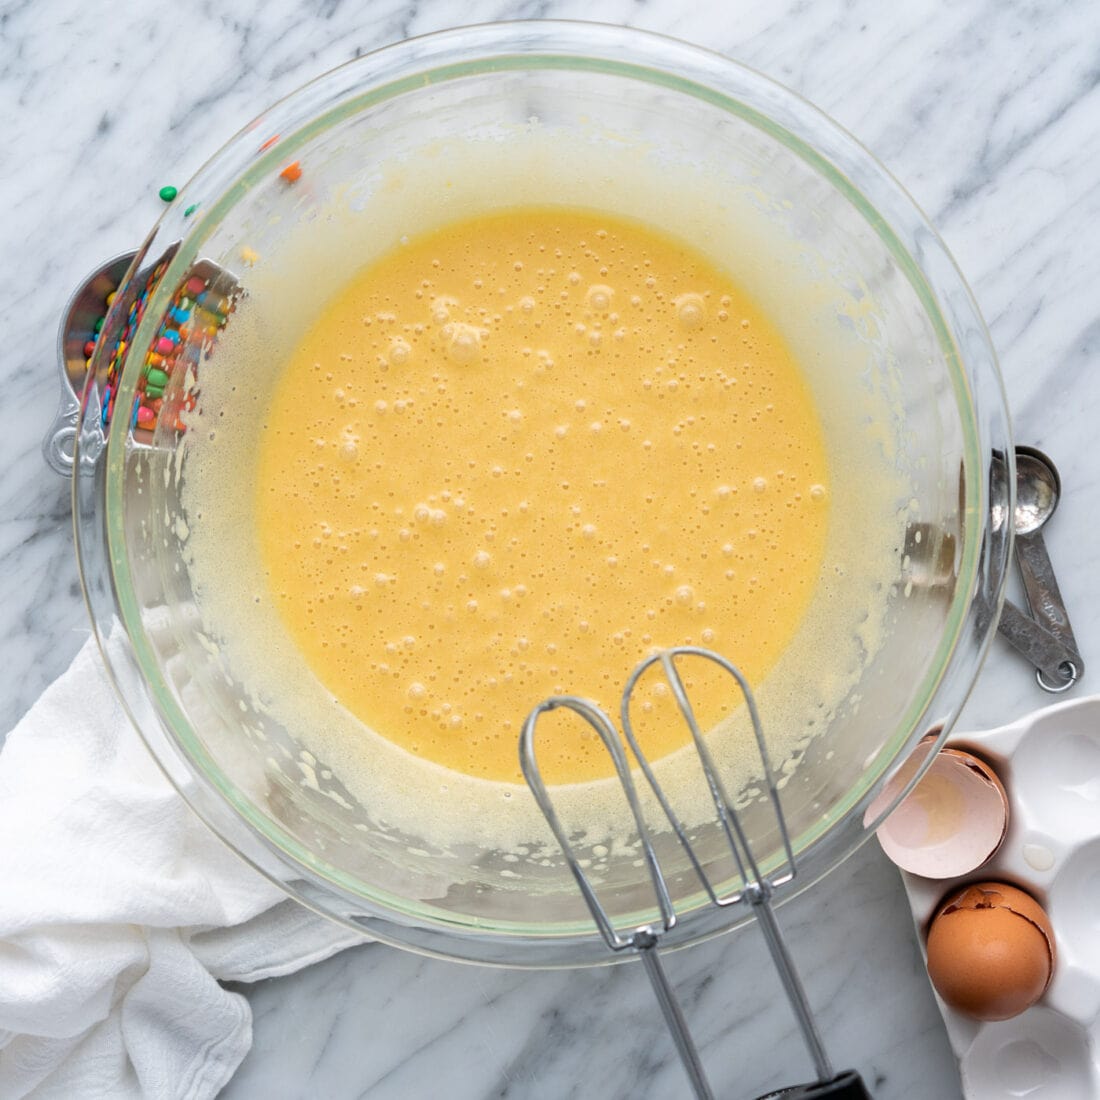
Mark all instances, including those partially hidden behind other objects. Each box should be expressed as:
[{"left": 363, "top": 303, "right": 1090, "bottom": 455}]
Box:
[
  {"left": 1016, "top": 530, "right": 1082, "bottom": 665},
  {"left": 997, "top": 598, "right": 1079, "bottom": 683}
]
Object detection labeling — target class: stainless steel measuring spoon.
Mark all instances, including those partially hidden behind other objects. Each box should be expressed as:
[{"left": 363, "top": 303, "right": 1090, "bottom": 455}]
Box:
[{"left": 997, "top": 447, "right": 1082, "bottom": 691}]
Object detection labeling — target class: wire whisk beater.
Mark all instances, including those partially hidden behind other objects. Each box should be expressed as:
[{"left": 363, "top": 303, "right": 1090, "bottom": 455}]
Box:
[{"left": 520, "top": 646, "right": 870, "bottom": 1100}]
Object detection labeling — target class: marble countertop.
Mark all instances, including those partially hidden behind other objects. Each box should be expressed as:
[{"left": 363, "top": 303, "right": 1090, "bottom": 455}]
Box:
[{"left": 3, "top": 0, "right": 1099, "bottom": 1096}]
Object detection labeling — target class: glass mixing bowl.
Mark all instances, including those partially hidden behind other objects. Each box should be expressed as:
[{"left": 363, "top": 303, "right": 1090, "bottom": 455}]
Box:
[{"left": 73, "top": 21, "right": 1013, "bottom": 967}]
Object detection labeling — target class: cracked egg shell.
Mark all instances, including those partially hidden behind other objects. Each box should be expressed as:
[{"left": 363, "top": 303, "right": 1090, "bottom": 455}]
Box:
[
  {"left": 870, "top": 745, "right": 1009, "bottom": 879},
  {"left": 926, "top": 881, "right": 1056, "bottom": 1022}
]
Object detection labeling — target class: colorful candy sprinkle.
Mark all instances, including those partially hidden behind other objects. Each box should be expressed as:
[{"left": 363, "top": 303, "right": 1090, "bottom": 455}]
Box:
[
  {"left": 94, "top": 255, "right": 237, "bottom": 441},
  {"left": 279, "top": 161, "right": 303, "bottom": 183},
  {"left": 258, "top": 133, "right": 281, "bottom": 152},
  {"left": 158, "top": 185, "right": 178, "bottom": 203}
]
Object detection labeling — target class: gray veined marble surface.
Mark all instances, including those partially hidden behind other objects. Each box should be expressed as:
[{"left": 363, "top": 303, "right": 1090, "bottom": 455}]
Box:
[{"left": 3, "top": 0, "right": 1099, "bottom": 1096}]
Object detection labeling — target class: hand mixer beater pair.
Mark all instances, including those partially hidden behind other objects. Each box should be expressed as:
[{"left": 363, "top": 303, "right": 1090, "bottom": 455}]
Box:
[{"left": 520, "top": 647, "right": 872, "bottom": 1100}]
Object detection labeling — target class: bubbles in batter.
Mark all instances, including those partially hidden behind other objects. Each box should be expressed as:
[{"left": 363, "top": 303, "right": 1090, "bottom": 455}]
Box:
[{"left": 252, "top": 208, "right": 831, "bottom": 784}]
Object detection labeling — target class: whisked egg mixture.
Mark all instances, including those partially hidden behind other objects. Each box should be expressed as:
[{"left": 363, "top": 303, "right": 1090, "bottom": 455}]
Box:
[
  {"left": 179, "top": 143, "right": 906, "bottom": 854},
  {"left": 253, "top": 208, "right": 828, "bottom": 785}
]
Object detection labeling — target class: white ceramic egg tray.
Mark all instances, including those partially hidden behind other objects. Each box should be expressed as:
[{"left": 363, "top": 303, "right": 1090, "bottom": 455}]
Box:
[{"left": 897, "top": 694, "right": 1100, "bottom": 1100}]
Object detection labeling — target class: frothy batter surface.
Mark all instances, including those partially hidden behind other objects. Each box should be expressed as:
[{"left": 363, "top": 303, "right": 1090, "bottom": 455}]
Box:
[{"left": 255, "top": 208, "right": 829, "bottom": 783}]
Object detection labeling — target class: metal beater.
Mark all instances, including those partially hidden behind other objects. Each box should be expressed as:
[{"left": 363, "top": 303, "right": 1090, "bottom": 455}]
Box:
[{"left": 520, "top": 646, "right": 871, "bottom": 1100}]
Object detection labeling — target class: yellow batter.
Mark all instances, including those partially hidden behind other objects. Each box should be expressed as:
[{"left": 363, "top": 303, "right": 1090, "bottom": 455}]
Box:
[{"left": 255, "top": 208, "right": 829, "bottom": 784}]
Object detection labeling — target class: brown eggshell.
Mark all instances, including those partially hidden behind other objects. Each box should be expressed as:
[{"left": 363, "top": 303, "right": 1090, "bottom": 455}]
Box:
[{"left": 926, "top": 881, "right": 1056, "bottom": 1021}]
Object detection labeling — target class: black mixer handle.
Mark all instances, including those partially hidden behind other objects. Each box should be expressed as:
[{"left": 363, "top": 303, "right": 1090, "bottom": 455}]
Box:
[{"left": 754, "top": 1068, "right": 873, "bottom": 1099}]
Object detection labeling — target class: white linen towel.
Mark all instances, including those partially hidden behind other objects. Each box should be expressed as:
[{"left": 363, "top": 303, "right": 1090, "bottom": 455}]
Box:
[{"left": 0, "top": 638, "right": 365, "bottom": 1099}]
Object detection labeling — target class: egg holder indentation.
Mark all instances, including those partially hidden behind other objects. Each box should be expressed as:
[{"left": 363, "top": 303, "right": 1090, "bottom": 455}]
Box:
[{"left": 893, "top": 695, "right": 1100, "bottom": 1099}]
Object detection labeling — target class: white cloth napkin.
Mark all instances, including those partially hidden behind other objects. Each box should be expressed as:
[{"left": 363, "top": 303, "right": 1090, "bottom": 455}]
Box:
[{"left": 0, "top": 638, "right": 365, "bottom": 1099}]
